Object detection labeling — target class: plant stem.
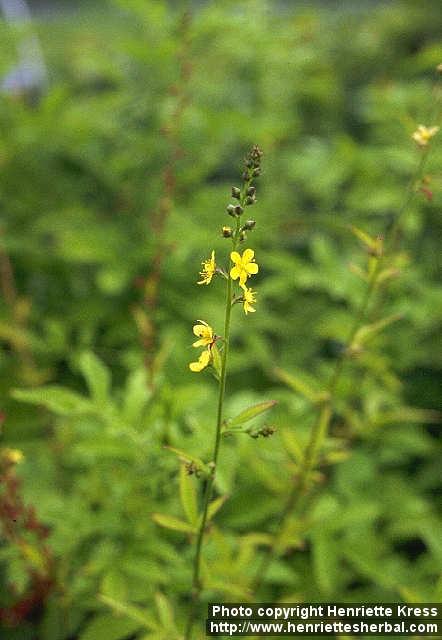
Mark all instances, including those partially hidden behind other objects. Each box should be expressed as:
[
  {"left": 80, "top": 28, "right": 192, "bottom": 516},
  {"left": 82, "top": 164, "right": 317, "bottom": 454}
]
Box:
[
  {"left": 251, "top": 149, "right": 431, "bottom": 594},
  {"left": 184, "top": 242, "right": 237, "bottom": 639}
]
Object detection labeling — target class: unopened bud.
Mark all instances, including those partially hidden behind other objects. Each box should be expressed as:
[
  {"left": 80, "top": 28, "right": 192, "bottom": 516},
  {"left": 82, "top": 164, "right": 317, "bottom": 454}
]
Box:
[
  {"left": 226, "top": 204, "right": 236, "bottom": 217},
  {"left": 252, "top": 167, "right": 261, "bottom": 177},
  {"left": 239, "top": 230, "right": 246, "bottom": 242},
  {"left": 234, "top": 205, "right": 244, "bottom": 216},
  {"left": 243, "top": 219, "right": 256, "bottom": 231},
  {"left": 231, "top": 186, "right": 241, "bottom": 199},
  {"left": 246, "top": 186, "right": 256, "bottom": 196},
  {"left": 245, "top": 196, "right": 256, "bottom": 206},
  {"left": 222, "top": 226, "right": 233, "bottom": 238}
]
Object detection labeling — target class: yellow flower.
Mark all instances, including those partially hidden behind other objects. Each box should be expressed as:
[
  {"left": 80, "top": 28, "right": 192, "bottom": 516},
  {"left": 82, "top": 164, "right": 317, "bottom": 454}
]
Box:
[
  {"left": 197, "top": 250, "right": 216, "bottom": 285},
  {"left": 1, "top": 448, "right": 24, "bottom": 464},
  {"left": 189, "top": 349, "right": 211, "bottom": 372},
  {"left": 241, "top": 284, "right": 256, "bottom": 315},
  {"left": 230, "top": 248, "right": 259, "bottom": 286},
  {"left": 192, "top": 321, "right": 214, "bottom": 348},
  {"left": 412, "top": 125, "right": 439, "bottom": 147}
]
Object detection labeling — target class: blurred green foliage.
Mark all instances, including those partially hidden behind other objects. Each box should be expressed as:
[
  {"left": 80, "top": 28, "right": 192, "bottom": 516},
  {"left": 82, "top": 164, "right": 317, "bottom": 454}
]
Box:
[{"left": 0, "top": 0, "right": 441, "bottom": 638}]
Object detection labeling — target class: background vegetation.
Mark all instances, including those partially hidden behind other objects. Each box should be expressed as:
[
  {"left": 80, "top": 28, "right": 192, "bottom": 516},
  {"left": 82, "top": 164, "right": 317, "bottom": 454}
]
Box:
[{"left": 0, "top": 1, "right": 441, "bottom": 638}]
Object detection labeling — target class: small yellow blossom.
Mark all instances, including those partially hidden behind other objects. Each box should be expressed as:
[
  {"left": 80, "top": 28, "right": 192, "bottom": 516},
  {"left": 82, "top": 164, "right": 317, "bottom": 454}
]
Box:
[
  {"left": 192, "top": 321, "right": 214, "bottom": 348},
  {"left": 189, "top": 349, "right": 211, "bottom": 372},
  {"left": 412, "top": 125, "right": 439, "bottom": 147},
  {"left": 230, "top": 248, "right": 259, "bottom": 286},
  {"left": 241, "top": 285, "right": 257, "bottom": 315},
  {"left": 1, "top": 448, "right": 24, "bottom": 464},
  {"left": 197, "top": 250, "right": 216, "bottom": 285}
]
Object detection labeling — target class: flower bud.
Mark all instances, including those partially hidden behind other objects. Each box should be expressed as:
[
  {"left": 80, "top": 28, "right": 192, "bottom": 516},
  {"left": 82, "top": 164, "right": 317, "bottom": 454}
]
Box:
[
  {"left": 231, "top": 186, "right": 241, "bottom": 199},
  {"left": 222, "top": 226, "right": 233, "bottom": 238},
  {"left": 252, "top": 167, "right": 261, "bottom": 177},
  {"left": 245, "top": 196, "right": 256, "bottom": 206},
  {"left": 239, "top": 230, "right": 246, "bottom": 242},
  {"left": 243, "top": 219, "right": 256, "bottom": 231},
  {"left": 246, "top": 186, "right": 256, "bottom": 196},
  {"left": 242, "top": 171, "right": 249, "bottom": 181},
  {"left": 234, "top": 205, "right": 244, "bottom": 216},
  {"left": 226, "top": 204, "right": 236, "bottom": 217}
]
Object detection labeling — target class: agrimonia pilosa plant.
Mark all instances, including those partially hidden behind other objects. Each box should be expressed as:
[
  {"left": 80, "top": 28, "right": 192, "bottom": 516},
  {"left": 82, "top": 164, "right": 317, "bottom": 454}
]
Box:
[{"left": 181, "top": 146, "right": 276, "bottom": 638}]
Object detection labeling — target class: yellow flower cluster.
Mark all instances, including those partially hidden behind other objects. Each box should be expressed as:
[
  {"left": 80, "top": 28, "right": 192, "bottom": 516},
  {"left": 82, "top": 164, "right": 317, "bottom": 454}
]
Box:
[
  {"left": 191, "top": 146, "right": 263, "bottom": 371},
  {"left": 230, "top": 248, "right": 258, "bottom": 314},
  {"left": 412, "top": 125, "right": 439, "bottom": 147}
]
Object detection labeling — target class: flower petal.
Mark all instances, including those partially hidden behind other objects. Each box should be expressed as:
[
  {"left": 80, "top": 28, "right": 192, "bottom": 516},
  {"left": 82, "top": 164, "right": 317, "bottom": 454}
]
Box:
[
  {"left": 189, "top": 349, "right": 211, "bottom": 372},
  {"left": 243, "top": 248, "right": 255, "bottom": 263},
  {"left": 246, "top": 262, "right": 259, "bottom": 275},
  {"left": 193, "top": 324, "right": 206, "bottom": 337},
  {"left": 230, "top": 266, "right": 240, "bottom": 280},
  {"left": 230, "top": 251, "right": 241, "bottom": 264}
]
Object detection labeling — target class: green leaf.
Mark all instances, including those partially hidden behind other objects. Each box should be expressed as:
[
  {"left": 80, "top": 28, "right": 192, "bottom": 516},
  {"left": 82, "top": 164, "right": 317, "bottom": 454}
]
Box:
[
  {"left": 204, "top": 577, "right": 251, "bottom": 600},
  {"left": 12, "top": 386, "right": 92, "bottom": 416},
  {"left": 163, "top": 446, "right": 208, "bottom": 475},
  {"left": 225, "top": 400, "right": 277, "bottom": 430},
  {"left": 179, "top": 464, "right": 198, "bottom": 525},
  {"left": 274, "top": 367, "right": 324, "bottom": 403},
  {"left": 311, "top": 529, "right": 338, "bottom": 595},
  {"left": 101, "top": 570, "right": 128, "bottom": 602},
  {"left": 152, "top": 513, "right": 195, "bottom": 534},
  {"left": 349, "top": 224, "right": 380, "bottom": 253},
  {"left": 79, "top": 351, "right": 111, "bottom": 404},
  {"left": 280, "top": 430, "right": 304, "bottom": 464},
  {"left": 154, "top": 593, "right": 177, "bottom": 633},
  {"left": 123, "top": 367, "right": 151, "bottom": 425},
  {"left": 79, "top": 614, "right": 142, "bottom": 640},
  {"left": 352, "top": 313, "right": 402, "bottom": 347},
  {"left": 211, "top": 343, "right": 222, "bottom": 379},
  {"left": 207, "top": 495, "right": 228, "bottom": 522},
  {"left": 99, "top": 595, "right": 157, "bottom": 630}
]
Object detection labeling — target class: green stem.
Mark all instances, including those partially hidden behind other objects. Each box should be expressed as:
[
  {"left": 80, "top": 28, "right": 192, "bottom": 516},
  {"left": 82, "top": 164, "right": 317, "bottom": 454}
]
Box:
[
  {"left": 251, "top": 147, "right": 432, "bottom": 594},
  {"left": 185, "top": 220, "right": 241, "bottom": 639}
]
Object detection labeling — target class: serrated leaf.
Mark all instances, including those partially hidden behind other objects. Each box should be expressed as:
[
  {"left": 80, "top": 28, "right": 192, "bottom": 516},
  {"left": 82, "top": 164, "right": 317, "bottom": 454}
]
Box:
[
  {"left": 225, "top": 400, "right": 277, "bottom": 430},
  {"left": 179, "top": 464, "right": 198, "bottom": 525},
  {"left": 12, "top": 386, "right": 92, "bottom": 416},
  {"left": 79, "top": 351, "right": 111, "bottom": 404},
  {"left": 79, "top": 614, "right": 142, "bottom": 640},
  {"left": 152, "top": 513, "right": 195, "bottom": 534}
]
